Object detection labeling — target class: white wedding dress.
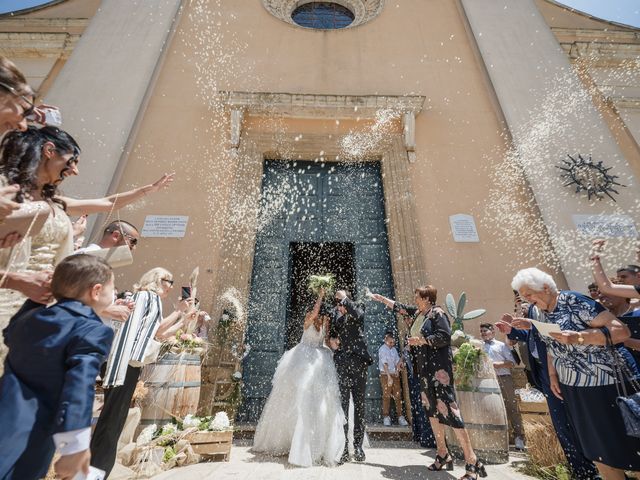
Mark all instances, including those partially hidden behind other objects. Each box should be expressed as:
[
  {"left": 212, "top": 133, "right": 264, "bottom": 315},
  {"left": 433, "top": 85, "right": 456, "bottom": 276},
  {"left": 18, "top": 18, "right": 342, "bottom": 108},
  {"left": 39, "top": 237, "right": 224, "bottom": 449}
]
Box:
[{"left": 252, "top": 323, "right": 346, "bottom": 467}]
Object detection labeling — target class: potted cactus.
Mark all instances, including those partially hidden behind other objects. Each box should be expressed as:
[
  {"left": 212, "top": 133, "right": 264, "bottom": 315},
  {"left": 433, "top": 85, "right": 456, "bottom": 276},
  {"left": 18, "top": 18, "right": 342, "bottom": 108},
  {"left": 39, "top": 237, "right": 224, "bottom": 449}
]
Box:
[{"left": 445, "top": 292, "right": 486, "bottom": 334}]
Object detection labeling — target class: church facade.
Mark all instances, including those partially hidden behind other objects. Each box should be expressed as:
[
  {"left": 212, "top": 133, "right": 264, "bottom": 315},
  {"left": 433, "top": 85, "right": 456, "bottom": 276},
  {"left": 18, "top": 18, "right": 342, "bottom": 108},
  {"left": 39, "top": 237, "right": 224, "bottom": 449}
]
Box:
[{"left": 1, "top": 0, "right": 639, "bottom": 420}]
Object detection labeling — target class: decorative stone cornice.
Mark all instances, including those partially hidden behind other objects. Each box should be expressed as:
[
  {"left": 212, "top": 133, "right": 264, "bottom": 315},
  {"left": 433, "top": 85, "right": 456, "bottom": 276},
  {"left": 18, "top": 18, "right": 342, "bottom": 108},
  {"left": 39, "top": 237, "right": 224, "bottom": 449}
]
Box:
[
  {"left": 562, "top": 41, "right": 640, "bottom": 64},
  {"left": 0, "top": 32, "right": 79, "bottom": 59},
  {"left": 552, "top": 28, "right": 640, "bottom": 45},
  {"left": 262, "top": 0, "right": 384, "bottom": 29},
  {"left": 608, "top": 96, "right": 640, "bottom": 110},
  {"left": 0, "top": 17, "right": 89, "bottom": 34},
  {"left": 219, "top": 91, "right": 425, "bottom": 119},
  {"left": 220, "top": 91, "right": 425, "bottom": 161}
]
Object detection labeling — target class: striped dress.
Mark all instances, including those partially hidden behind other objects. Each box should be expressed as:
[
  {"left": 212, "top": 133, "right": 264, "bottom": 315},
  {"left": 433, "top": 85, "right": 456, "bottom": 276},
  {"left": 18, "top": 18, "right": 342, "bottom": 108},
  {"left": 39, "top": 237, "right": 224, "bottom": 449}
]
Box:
[{"left": 103, "top": 290, "right": 163, "bottom": 388}]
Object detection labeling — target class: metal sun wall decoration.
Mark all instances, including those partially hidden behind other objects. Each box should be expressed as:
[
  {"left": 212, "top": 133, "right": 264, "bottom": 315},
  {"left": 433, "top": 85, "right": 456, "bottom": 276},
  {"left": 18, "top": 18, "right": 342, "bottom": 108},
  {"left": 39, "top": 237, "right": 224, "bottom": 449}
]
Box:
[{"left": 557, "top": 154, "right": 626, "bottom": 202}]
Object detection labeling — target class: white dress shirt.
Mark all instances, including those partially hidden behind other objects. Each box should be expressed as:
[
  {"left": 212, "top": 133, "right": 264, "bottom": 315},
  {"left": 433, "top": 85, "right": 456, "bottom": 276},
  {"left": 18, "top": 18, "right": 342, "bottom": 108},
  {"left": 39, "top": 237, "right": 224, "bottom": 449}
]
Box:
[
  {"left": 483, "top": 338, "right": 515, "bottom": 376},
  {"left": 378, "top": 344, "right": 401, "bottom": 374}
]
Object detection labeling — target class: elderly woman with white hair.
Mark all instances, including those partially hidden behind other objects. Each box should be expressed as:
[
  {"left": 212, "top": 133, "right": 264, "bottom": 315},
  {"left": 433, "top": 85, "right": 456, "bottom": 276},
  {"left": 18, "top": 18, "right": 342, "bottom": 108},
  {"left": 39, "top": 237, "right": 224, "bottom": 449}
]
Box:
[
  {"left": 90, "top": 267, "right": 192, "bottom": 477},
  {"left": 510, "top": 267, "right": 639, "bottom": 479}
]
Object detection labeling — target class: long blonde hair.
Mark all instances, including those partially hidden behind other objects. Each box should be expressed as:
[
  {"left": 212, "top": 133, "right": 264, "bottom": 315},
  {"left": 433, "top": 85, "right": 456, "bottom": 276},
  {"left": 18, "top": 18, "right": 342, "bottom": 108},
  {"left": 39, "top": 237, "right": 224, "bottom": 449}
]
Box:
[{"left": 134, "top": 267, "right": 172, "bottom": 294}]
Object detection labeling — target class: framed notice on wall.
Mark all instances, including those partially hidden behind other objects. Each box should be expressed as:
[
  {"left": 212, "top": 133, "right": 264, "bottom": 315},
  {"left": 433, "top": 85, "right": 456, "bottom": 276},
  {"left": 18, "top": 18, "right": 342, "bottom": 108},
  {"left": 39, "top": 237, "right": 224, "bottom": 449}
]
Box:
[
  {"left": 449, "top": 214, "right": 480, "bottom": 243},
  {"left": 141, "top": 215, "right": 189, "bottom": 238}
]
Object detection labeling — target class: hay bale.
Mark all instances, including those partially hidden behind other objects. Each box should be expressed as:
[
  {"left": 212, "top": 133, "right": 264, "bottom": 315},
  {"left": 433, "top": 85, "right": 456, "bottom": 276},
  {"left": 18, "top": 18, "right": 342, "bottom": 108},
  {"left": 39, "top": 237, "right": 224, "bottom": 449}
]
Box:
[{"left": 524, "top": 420, "right": 565, "bottom": 467}]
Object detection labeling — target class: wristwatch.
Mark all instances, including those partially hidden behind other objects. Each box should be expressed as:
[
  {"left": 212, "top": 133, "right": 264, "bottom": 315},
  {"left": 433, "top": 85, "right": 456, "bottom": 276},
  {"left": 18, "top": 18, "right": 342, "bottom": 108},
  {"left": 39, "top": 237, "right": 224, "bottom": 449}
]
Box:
[{"left": 577, "top": 333, "right": 584, "bottom": 345}]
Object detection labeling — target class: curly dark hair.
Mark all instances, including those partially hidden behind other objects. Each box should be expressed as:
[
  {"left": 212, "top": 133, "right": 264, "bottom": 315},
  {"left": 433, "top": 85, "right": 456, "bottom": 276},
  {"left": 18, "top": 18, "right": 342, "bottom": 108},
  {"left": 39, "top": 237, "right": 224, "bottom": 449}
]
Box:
[{"left": 0, "top": 126, "right": 80, "bottom": 209}]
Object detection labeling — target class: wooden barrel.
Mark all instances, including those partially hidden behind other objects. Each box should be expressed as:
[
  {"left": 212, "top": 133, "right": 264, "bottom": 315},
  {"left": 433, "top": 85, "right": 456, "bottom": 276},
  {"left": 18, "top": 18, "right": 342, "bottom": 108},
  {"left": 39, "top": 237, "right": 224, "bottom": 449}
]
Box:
[
  {"left": 140, "top": 353, "right": 201, "bottom": 429},
  {"left": 445, "top": 354, "right": 509, "bottom": 464}
]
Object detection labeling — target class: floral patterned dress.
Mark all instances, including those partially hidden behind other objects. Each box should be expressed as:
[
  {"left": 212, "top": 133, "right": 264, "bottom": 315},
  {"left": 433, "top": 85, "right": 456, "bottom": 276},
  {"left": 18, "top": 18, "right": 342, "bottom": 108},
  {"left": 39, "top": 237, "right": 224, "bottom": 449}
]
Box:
[{"left": 394, "top": 303, "right": 464, "bottom": 428}]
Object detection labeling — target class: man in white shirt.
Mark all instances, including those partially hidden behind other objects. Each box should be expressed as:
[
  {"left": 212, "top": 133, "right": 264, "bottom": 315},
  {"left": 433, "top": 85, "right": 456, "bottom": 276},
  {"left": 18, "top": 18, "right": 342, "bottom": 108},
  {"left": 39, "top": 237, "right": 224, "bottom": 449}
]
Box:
[
  {"left": 378, "top": 331, "right": 408, "bottom": 427},
  {"left": 76, "top": 220, "right": 139, "bottom": 255},
  {"left": 76, "top": 220, "right": 140, "bottom": 326},
  {"left": 480, "top": 322, "right": 525, "bottom": 450}
]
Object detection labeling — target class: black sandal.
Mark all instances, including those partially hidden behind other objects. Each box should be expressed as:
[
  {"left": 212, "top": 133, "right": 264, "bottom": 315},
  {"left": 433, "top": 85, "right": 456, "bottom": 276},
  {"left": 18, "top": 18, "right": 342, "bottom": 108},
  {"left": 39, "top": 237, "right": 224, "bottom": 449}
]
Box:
[
  {"left": 459, "top": 460, "right": 487, "bottom": 479},
  {"left": 427, "top": 452, "right": 453, "bottom": 471}
]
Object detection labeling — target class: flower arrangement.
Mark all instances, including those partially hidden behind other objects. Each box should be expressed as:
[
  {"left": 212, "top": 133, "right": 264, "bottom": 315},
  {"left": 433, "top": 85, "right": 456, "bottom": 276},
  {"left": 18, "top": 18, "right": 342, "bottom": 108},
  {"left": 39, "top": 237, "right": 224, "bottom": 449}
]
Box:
[
  {"left": 453, "top": 341, "right": 484, "bottom": 391},
  {"left": 307, "top": 273, "right": 336, "bottom": 297},
  {"left": 135, "top": 412, "right": 233, "bottom": 466},
  {"left": 164, "top": 329, "right": 206, "bottom": 355}
]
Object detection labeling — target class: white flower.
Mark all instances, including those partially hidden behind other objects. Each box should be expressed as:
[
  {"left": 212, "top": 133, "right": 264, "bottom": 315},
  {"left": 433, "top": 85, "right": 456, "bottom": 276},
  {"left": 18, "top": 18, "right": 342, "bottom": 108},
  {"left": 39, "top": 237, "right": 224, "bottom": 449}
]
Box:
[
  {"left": 221, "top": 313, "right": 230, "bottom": 322},
  {"left": 451, "top": 330, "right": 467, "bottom": 341},
  {"left": 136, "top": 424, "right": 157, "bottom": 445},
  {"left": 160, "top": 423, "right": 177, "bottom": 436},
  {"left": 209, "top": 412, "right": 230, "bottom": 431},
  {"left": 242, "top": 344, "right": 251, "bottom": 359},
  {"left": 182, "top": 414, "right": 200, "bottom": 429}
]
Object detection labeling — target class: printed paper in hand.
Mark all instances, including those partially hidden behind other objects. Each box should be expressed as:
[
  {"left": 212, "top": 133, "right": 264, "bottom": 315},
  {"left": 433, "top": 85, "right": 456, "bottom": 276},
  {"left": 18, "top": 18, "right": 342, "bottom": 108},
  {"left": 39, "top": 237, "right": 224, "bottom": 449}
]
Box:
[{"left": 530, "top": 319, "right": 561, "bottom": 337}]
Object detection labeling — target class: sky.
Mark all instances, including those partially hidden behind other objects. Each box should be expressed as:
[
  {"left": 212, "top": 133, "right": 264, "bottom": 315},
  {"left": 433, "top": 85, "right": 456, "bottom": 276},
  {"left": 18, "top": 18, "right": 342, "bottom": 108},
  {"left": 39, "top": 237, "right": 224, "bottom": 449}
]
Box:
[{"left": 0, "top": 0, "right": 639, "bottom": 27}]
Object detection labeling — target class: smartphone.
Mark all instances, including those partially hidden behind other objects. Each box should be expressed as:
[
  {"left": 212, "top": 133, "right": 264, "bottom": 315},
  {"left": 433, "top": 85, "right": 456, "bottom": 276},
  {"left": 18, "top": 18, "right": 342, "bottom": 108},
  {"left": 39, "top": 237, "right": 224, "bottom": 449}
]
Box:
[{"left": 181, "top": 286, "right": 192, "bottom": 300}]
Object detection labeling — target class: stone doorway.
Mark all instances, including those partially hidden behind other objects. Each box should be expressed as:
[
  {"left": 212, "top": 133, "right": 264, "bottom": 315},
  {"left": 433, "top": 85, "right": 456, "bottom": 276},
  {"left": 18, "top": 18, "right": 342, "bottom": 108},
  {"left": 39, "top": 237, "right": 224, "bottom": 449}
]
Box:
[{"left": 285, "top": 241, "right": 356, "bottom": 351}]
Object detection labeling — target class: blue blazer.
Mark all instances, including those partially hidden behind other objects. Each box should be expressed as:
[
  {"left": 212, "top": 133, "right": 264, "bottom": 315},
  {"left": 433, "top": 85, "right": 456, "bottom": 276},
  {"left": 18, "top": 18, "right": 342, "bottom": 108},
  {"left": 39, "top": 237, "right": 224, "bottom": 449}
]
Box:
[
  {"left": 507, "top": 306, "right": 550, "bottom": 391},
  {"left": 0, "top": 299, "right": 114, "bottom": 480}
]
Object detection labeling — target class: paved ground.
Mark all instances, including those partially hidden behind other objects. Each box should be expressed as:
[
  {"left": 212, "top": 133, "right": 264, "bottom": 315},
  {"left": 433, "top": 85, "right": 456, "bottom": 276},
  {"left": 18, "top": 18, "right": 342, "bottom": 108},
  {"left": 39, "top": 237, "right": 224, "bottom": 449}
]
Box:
[{"left": 118, "top": 441, "right": 535, "bottom": 480}]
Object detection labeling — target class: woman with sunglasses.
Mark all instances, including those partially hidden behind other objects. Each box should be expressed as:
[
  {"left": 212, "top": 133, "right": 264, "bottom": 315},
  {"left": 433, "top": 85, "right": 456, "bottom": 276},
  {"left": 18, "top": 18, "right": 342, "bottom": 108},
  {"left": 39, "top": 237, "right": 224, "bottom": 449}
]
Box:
[
  {"left": 0, "top": 56, "right": 37, "bottom": 223},
  {"left": 91, "top": 267, "right": 192, "bottom": 477},
  {"left": 0, "top": 126, "right": 174, "bottom": 372}
]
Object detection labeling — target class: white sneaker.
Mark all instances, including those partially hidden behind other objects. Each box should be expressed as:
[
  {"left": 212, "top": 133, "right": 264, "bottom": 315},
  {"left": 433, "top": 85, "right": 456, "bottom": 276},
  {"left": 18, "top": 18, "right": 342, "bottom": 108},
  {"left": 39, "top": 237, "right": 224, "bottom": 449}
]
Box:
[
  {"left": 398, "top": 416, "right": 408, "bottom": 426},
  {"left": 383, "top": 416, "right": 391, "bottom": 426},
  {"left": 515, "top": 436, "right": 525, "bottom": 450}
]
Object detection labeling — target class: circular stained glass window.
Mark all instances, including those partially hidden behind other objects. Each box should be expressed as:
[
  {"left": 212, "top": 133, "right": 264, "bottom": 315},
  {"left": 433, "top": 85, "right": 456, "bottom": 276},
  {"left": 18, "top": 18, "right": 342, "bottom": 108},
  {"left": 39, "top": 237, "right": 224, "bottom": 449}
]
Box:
[{"left": 291, "top": 2, "right": 355, "bottom": 29}]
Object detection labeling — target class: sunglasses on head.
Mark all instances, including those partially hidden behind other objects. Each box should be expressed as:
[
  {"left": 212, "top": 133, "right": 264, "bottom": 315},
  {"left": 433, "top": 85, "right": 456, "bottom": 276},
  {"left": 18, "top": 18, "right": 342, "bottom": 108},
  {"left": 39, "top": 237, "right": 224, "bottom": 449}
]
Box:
[{"left": 0, "top": 81, "right": 35, "bottom": 118}]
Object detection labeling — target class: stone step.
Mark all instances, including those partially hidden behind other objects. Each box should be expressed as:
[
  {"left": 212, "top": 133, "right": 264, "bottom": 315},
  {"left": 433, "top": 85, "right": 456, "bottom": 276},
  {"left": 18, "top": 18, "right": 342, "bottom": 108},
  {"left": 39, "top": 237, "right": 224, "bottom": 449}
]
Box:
[{"left": 233, "top": 423, "right": 414, "bottom": 441}]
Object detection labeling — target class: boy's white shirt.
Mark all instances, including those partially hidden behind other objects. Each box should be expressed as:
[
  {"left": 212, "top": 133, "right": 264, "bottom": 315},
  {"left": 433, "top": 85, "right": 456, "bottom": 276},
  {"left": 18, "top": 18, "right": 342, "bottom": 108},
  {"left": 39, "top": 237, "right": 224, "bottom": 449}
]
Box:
[{"left": 53, "top": 427, "right": 91, "bottom": 455}]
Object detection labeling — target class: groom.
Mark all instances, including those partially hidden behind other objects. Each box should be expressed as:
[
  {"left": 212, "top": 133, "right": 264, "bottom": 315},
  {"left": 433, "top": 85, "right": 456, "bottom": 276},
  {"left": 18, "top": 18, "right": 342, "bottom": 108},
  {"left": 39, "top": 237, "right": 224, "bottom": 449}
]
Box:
[{"left": 330, "top": 289, "right": 373, "bottom": 463}]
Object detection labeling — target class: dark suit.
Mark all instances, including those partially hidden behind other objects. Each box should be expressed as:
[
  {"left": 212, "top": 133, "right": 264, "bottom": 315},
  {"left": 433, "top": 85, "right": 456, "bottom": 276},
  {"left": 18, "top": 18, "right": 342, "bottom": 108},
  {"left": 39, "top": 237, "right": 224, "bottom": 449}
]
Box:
[
  {"left": 330, "top": 297, "right": 372, "bottom": 448},
  {"left": 0, "top": 299, "right": 114, "bottom": 480},
  {"left": 508, "top": 309, "right": 598, "bottom": 480}
]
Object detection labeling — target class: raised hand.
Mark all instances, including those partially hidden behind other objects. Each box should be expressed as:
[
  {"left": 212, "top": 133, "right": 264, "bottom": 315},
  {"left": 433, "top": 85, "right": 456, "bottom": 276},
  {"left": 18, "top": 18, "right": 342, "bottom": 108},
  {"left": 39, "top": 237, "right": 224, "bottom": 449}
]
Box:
[
  {"left": 511, "top": 317, "right": 532, "bottom": 330},
  {"left": 147, "top": 173, "right": 175, "bottom": 194}
]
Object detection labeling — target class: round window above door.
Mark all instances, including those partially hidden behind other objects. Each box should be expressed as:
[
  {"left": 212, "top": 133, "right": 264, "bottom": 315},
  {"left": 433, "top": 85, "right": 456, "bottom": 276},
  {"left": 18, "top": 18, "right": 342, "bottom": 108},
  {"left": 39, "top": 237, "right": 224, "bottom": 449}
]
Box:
[{"left": 262, "top": 0, "right": 384, "bottom": 30}]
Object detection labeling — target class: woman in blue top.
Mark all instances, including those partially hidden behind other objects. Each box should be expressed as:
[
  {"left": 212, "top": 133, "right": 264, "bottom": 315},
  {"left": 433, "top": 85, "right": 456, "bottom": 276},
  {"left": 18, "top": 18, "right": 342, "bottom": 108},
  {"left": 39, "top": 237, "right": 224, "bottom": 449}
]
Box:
[{"left": 511, "top": 267, "right": 639, "bottom": 479}]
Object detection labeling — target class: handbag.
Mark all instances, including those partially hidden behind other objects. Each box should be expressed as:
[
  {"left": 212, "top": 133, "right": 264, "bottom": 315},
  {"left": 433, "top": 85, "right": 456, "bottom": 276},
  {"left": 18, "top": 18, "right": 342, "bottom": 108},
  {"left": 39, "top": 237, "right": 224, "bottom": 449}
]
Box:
[
  {"left": 129, "top": 338, "right": 162, "bottom": 367},
  {"left": 602, "top": 327, "right": 640, "bottom": 438}
]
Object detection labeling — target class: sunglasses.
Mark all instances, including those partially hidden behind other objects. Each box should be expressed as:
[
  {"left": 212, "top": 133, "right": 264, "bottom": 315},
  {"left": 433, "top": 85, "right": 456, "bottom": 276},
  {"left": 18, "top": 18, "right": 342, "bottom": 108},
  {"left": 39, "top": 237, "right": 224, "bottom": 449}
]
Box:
[
  {"left": 161, "top": 278, "right": 174, "bottom": 286},
  {"left": 65, "top": 154, "right": 79, "bottom": 167},
  {"left": 119, "top": 230, "right": 138, "bottom": 246},
  {"left": 0, "top": 81, "right": 35, "bottom": 118}
]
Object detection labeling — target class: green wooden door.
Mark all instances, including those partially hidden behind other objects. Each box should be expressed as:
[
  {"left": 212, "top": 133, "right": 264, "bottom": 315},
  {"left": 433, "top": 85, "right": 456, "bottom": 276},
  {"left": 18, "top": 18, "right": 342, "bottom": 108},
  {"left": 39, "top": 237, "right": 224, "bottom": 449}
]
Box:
[{"left": 239, "top": 160, "right": 397, "bottom": 423}]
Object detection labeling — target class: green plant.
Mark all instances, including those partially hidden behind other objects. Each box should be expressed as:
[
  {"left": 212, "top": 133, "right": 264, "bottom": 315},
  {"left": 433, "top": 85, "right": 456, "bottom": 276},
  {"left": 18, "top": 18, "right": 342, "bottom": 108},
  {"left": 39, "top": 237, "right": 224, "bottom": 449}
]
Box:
[
  {"left": 453, "top": 342, "right": 483, "bottom": 390},
  {"left": 445, "top": 292, "right": 486, "bottom": 332},
  {"left": 162, "top": 446, "right": 176, "bottom": 463}
]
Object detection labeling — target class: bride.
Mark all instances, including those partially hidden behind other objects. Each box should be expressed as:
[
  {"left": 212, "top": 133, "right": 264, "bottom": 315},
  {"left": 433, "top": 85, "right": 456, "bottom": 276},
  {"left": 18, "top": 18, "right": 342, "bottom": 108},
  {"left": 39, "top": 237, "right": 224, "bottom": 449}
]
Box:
[{"left": 252, "top": 290, "right": 346, "bottom": 467}]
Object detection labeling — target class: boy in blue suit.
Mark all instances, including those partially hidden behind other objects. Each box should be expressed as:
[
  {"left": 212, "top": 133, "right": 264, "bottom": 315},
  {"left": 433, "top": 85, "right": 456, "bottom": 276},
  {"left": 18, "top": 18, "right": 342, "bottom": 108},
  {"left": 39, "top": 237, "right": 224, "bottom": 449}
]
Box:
[{"left": 0, "top": 254, "right": 115, "bottom": 480}]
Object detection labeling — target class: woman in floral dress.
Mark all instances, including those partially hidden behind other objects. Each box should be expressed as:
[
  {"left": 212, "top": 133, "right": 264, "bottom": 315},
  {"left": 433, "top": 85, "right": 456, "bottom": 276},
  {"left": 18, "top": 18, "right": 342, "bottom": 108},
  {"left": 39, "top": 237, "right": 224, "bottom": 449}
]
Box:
[{"left": 372, "top": 286, "right": 486, "bottom": 480}]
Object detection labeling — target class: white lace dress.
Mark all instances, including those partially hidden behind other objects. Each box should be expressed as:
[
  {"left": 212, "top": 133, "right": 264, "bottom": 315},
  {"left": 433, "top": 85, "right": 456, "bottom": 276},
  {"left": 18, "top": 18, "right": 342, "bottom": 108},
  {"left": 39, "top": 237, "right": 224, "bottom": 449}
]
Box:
[{"left": 252, "top": 324, "right": 346, "bottom": 467}]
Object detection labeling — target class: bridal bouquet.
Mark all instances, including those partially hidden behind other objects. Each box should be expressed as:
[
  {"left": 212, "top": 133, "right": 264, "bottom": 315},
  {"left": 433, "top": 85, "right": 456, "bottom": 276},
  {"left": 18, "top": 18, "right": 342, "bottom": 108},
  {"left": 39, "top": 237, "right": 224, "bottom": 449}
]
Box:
[{"left": 307, "top": 273, "right": 336, "bottom": 296}]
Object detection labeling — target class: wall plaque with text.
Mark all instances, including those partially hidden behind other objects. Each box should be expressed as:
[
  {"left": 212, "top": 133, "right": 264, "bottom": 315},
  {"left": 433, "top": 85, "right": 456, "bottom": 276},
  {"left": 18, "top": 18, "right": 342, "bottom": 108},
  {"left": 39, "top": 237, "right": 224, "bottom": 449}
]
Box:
[
  {"left": 142, "top": 215, "right": 189, "bottom": 238},
  {"left": 449, "top": 214, "right": 480, "bottom": 243},
  {"left": 572, "top": 214, "right": 637, "bottom": 238}
]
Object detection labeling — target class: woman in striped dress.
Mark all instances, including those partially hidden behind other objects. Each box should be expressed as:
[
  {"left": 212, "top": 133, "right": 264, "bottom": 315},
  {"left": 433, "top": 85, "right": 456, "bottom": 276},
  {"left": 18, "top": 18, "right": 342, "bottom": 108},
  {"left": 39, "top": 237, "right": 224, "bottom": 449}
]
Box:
[{"left": 90, "top": 267, "right": 191, "bottom": 477}]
